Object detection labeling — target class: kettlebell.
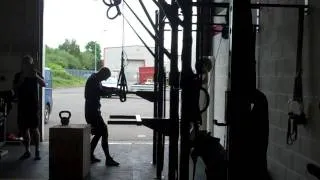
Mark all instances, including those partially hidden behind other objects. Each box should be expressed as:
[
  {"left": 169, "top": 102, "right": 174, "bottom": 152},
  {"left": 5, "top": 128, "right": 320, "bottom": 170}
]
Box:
[{"left": 59, "top": 110, "right": 71, "bottom": 126}]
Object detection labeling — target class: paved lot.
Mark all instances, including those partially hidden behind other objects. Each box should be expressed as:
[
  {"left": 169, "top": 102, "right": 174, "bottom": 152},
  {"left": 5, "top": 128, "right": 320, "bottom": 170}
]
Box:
[{"left": 44, "top": 87, "right": 170, "bottom": 142}]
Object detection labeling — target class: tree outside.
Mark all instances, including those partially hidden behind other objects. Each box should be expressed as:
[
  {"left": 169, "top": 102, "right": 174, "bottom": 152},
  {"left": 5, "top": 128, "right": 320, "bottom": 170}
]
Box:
[{"left": 45, "top": 39, "right": 103, "bottom": 88}]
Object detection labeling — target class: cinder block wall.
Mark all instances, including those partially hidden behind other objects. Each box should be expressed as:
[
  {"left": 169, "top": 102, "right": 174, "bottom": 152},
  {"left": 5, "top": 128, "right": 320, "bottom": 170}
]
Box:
[
  {"left": 209, "top": 0, "right": 320, "bottom": 179},
  {"left": 257, "top": 0, "right": 320, "bottom": 179},
  {"left": 257, "top": 1, "right": 320, "bottom": 180}
]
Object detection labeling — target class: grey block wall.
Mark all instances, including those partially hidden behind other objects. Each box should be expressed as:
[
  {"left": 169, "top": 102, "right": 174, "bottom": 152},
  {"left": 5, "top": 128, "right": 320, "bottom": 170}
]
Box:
[
  {"left": 209, "top": 0, "right": 320, "bottom": 179},
  {"left": 257, "top": 0, "right": 320, "bottom": 179}
]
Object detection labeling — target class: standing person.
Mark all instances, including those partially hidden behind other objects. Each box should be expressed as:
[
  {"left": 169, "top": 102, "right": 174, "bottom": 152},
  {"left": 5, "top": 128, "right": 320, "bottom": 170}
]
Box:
[
  {"left": 13, "top": 55, "right": 45, "bottom": 160},
  {"left": 84, "top": 67, "right": 119, "bottom": 166}
]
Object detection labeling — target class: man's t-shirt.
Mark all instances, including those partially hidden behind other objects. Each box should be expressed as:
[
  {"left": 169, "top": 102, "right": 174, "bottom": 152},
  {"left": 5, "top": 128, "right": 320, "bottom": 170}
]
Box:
[
  {"left": 84, "top": 73, "right": 104, "bottom": 123},
  {"left": 13, "top": 72, "right": 42, "bottom": 129},
  {"left": 13, "top": 72, "right": 40, "bottom": 112}
]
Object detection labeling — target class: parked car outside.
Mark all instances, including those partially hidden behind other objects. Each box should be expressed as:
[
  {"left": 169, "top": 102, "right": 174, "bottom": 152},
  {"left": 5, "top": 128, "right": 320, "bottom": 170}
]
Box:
[
  {"left": 144, "top": 78, "right": 154, "bottom": 85},
  {"left": 44, "top": 67, "right": 53, "bottom": 124},
  {"left": 101, "top": 77, "right": 118, "bottom": 98}
]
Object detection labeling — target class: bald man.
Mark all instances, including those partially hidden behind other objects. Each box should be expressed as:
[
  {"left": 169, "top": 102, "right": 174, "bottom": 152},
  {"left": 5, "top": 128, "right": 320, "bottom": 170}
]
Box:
[{"left": 84, "top": 67, "right": 119, "bottom": 166}]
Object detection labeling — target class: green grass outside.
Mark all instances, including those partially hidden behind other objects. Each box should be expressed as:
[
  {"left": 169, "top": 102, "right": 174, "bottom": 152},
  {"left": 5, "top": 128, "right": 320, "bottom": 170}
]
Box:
[
  {"left": 47, "top": 62, "right": 87, "bottom": 89},
  {"left": 52, "top": 76, "right": 86, "bottom": 89}
]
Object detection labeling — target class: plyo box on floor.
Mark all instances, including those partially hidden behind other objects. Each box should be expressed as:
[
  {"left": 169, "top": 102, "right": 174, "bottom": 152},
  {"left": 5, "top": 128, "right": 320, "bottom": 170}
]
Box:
[{"left": 49, "top": 124, "right": 91, "bottom": 180}]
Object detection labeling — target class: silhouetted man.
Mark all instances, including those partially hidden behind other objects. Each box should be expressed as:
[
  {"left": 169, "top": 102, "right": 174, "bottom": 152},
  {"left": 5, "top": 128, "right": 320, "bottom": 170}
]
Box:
[
  {"left": 84, "top": 67, "right": 119, "bottom": 166},
  {"left": 13, "top": 55, "right": 45, "bottom": 160}
]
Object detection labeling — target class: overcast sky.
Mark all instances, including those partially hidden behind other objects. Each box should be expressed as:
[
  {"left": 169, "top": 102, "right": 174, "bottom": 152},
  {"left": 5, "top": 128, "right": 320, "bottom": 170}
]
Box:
[{"left": 43, "top": 0, "right": 170, "bottom": 51}]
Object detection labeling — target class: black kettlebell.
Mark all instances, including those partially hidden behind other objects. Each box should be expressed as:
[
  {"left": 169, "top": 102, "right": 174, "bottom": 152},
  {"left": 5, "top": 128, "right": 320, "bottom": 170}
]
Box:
[{"left": 59, "top": 110, "right": 71, "bottom": 126}]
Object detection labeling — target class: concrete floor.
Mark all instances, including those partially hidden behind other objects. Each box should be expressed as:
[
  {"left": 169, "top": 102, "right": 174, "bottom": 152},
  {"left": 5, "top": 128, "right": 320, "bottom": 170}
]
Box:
[
  {"left": 0, "top": 142, "right": 207, "bottom": 180},
  {"left": 0, "top": 142, "right": 170, "bottom": 180}
]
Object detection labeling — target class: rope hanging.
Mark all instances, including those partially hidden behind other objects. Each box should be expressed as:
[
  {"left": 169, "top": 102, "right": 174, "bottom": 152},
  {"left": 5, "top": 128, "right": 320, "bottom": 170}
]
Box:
[
  {"left": 103, "top": 0, "right": 122, "bottom": 20},
  {"left": 286, "top": 63, "right": 306, "bottom": 145},
  {"left": 117, "top": 3, "right": 128, "bottom": 102},
  {"left": 286, "top": 9, "right": 307, "bottom": 145}
]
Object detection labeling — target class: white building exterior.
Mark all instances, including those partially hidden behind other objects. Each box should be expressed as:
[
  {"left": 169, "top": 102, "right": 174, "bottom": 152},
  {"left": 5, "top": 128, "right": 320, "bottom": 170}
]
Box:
[{"left": 103, "top": 45, "right": 170, "bottom": 85}]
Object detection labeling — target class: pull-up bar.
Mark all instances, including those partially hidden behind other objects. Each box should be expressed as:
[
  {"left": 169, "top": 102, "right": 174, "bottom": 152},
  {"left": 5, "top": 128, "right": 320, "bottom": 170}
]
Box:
[{"left": 192, "top": 2, "right": 309, "bottom": 9}]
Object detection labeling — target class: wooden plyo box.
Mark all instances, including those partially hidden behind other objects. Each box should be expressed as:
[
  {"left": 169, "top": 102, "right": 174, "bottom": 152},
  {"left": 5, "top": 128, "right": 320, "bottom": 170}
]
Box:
[{"left": 49, "top": 124, "right": 91, "bottom": 180}]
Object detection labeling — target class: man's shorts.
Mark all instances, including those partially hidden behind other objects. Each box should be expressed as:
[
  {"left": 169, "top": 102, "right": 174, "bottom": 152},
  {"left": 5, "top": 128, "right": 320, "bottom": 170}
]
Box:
[
  {"left": 17, "top": 109, "right": 40, "bottom": 130},
  {"left": 86, "top": 113, "right": 108, "bottom": 136}
]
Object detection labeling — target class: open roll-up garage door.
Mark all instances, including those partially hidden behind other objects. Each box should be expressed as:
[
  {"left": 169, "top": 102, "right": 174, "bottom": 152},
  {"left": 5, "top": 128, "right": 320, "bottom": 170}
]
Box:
[
  {"left": 125, "top": 59, "right": 145, "bottom": 84},
  {"left": 0, "top": 0, "right": 44, "bottom": 140}
]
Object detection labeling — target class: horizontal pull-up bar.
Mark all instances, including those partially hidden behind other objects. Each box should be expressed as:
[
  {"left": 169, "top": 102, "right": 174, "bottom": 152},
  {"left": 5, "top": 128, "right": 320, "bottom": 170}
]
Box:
[
  {"left": 165, "top": 22, "right": 259, "bottom": 27},
  {"left": 164, "top": 22, "right": 226, "bottom": 26},
  {"left": 177, "top": 14, "right": 227, "bottom": 17},
  {"left": 163, "top": 24, "right": 259, "bottom": 32},
  {"left": 191, "top": 2, "right": 309, "bottom": 9}
]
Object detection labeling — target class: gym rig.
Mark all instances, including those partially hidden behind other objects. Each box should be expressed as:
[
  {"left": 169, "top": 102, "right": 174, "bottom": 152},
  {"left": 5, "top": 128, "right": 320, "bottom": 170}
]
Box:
[
  {"left": 0, "top": 90, "right": 14, "bottom": 159},
  {"left": 102, "top": 0, "right": 309, "bottom": 180}
]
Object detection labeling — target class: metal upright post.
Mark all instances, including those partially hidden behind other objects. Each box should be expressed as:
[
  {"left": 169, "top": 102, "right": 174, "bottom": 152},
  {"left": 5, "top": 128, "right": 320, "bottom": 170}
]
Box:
[
  {"left": 153, "top": 10, "right": 159, "bottom": 166},
  {"left": 196, "top": 0, "right": 213, "bottom": 64},
  {"left": 196, "top": 0, "right": 203, "bottom": 62},
  {"left": 156, "top": 6, "right": 166, "bottom": 179},
  {"left": 227, "top": 0, "right": 255, "bottom": 179},
  {"left": 168, "top": 1, "right": 179, "bottom": 179},
  {"left": 196, "top": 0, "right": 213, "bottom": 130},
  {"left": 179, "top": 0, "right": 193, "bottom": 179}
]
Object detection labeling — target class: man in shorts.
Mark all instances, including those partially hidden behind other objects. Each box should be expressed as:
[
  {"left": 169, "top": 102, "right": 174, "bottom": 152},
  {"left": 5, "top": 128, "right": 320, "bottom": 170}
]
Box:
[
  {"left": 13, "top": 55, "right": 45, "bottom": 160},
  {"left": 84, "top": 67, "right": 119, "bottom": 166}
]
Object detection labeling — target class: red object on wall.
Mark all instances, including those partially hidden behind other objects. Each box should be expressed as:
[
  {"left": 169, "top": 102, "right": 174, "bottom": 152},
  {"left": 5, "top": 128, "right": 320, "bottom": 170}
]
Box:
[
  {"left": 139, "top": 67, "right": 154, "bottom": 84},
  {"left": 211, "top": 25, "right": 224, "bottom": 36}
]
